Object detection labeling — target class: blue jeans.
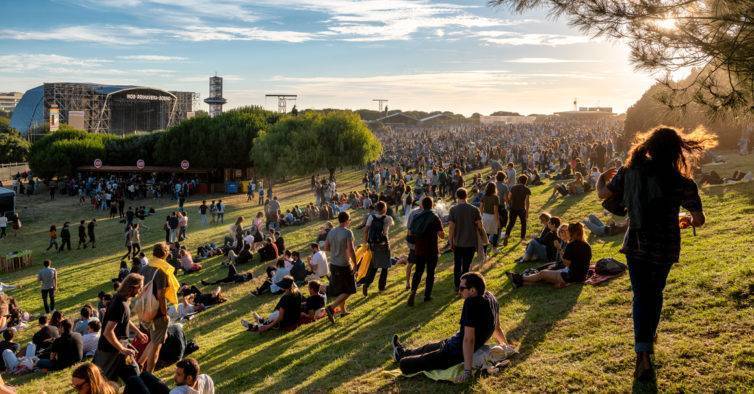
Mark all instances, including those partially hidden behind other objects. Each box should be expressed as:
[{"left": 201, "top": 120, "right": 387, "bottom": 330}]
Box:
[
  {"left": 627, "top": 256, "right": 673, "bottom": 353},
  {"left": 525, "top": 239, "right": 547, "bottom": 261},
  {"left": 583, "top": 214, "right": 606, "bottom": 236},
  {"left": 453, "top": 247, "right": 476, "bottom": 290}
]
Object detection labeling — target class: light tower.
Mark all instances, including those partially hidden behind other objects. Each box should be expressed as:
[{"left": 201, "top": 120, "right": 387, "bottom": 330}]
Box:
[{"left": 204, "top": 75, "right": 227, "bottom": 117}]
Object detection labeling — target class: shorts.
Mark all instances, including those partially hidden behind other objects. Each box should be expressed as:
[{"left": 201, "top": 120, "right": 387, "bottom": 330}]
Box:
[
  {"left": 327, "top": 264, "right": 356, "bottom": 297},
  {"left": 147, "top": 315, "right": 169, "bottom": 345},
  {"left": 407, "top": 249, "right": 417, "bottom": 265}
]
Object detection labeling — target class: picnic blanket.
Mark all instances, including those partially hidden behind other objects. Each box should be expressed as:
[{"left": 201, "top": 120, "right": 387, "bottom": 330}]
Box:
[
  {"left": 386, "top": 344, "right": 517, "bottom": 382},
  {"left": 584, "top": 265, "right": 625, "bottom": 285}
]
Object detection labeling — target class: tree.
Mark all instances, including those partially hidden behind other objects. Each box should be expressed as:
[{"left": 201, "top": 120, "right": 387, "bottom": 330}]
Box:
[
  {"left": 492, "top": 0, "right": 754, "bottom": 116},
  {"left": 0, "top": 133, "right": 30, "bottom": 163},
  {"left": 29, "top": 126, "right": 107, "bottom": 178},
  {"left": 155, "top": 106, "right": 276, "bottom": 169},
  {"left": 251, "top": 111, "right": 382, "bottom": 181}
]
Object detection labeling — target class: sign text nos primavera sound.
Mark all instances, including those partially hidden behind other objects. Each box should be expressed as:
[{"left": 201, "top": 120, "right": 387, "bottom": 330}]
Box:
[{"left": 126, "top": 94, "right": 172, "bottom": 101}]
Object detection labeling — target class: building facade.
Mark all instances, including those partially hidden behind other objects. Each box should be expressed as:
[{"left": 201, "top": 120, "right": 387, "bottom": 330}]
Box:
[{"left": 0, "top": 92, "right": 23, "bottom": 112}]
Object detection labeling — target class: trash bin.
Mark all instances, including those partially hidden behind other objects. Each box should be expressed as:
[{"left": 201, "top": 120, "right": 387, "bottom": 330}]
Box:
[{"left": 226, "top": 181, "right": 239, "bottom": 194}]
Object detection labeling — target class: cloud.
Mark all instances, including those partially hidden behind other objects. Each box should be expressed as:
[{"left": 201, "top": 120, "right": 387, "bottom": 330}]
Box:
[
  {"left": 505, "top": 57, "right": 600, "bottom": 63},
  {"left": 74, "top": 0, "right": 259, "bottom": 23},
  {"left": 0, "top": 54, "right": 112, "bottom": 73},
  {"left": 169, "top": 26, "right": 317, "bottom": 43},
  {"left": 117, "top": 55, "right": 187, "bottom": 62},
  {"left": 0, "top": 26, "right": 160, "bottom": 45},
  {"left": 474, "top": 31, "right": 590, "bottom": 46}
]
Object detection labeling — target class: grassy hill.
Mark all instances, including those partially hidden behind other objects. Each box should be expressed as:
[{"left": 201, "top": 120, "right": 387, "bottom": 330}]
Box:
[{"left": 1, "top": 152, "right": 752, "bottom": 393}]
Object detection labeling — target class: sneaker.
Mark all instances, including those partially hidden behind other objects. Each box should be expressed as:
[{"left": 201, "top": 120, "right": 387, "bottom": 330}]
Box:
[
  {"left": 391, "top": 334, "right": 404, "bottom": 362},
  {"left": 240, "top": 319, "right": 250, "bottom": 330},
  {"left": 506, "top": 272, "right": 524, "bottom": 288},
  {"left": 407, "top": 291, "right": 416, "bottom": 307},
  {"left": 325, "top": 306, "right": 335, "bottom": 324}
]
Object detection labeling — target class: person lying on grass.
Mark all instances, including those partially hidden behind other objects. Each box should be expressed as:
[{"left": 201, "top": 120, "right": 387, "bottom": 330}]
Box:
[
  {"left": 515, "top": 214, "right": 560, "bottom": 263},
  {"left": 241, "top": 276, "right": 303, "bottom": 333},
  {"left": 506, "top": 222, "right": 592, "bottom": 288}
]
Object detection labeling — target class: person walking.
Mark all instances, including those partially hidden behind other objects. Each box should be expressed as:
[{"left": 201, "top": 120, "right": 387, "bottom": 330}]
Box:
[
  {"left": 58, "top": 222, "right": 72, "bottom": 252},
  {"left": 199, "top": 200, "right": 208, "bottom": 225},
  {"left": 597, "top": 126, "right": 712, "bottom": 382},
  {"left": 362, "top": 201, "right": 393, "bottom": 296},
  {"left": 38, "top": 259, "right": 58, "bottom": 313},
  {"left": 323, "top": 211, "right": 358, "bottom": 323},
  {"left": 87, "top": 218, "right": 97, "bottom": 249},
  {"left": 407, "top": 196, "right": 444, "bottom": 306},
  {"left": 139, "top": 243, "right": 179, "bottom": 373},
  {"left": 503, "top": 175, "right": 531, "bottom": 246},
  {"left": 216, "top": 200, "right": 225, "bottom": 224},
  {"left": 77, "top": 220, "right": 88, "bottom": 249},
  {"left": 448, "top": 188, "right": 485, "bottom": 292},
  {"left": 493, "top": 171, "right": 510, "bottom": 247},
  {"left": 0, "top": 213, "right": 7, "bottom": 239},
  {"left": 46, "top": 224, "right": 59, "bottom": 251}
]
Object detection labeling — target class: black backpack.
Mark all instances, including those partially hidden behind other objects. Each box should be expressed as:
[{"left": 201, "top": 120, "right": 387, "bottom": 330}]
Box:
[
  {"left": 594, "top": 258, "right": 627, "bottom": 276},
  {"left": 368, "top": 215, "right": 388, "bottom": 245}
]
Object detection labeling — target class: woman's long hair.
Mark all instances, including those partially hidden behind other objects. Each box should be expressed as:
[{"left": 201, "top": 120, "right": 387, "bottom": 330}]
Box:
[
  {"left": 626, "top": 126, "right": 718, "bottom": 178},
  {"left": 72, "top": 363, "right": 117, "bottom": 394}
]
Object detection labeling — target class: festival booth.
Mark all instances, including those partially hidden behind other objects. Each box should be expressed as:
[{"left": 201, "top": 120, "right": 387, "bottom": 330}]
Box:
[
  {"left": 76, "top": 165, "right": 217, "bottom": 194},
  {"left": 222, "top": 168, "right": 255, "bottom": 194},
  {"left": 0, "top": 187, "right": 15, "bottom": 216}
]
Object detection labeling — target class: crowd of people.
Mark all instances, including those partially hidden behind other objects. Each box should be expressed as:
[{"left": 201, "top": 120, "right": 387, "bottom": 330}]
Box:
[{"left": 0, "top": 118, "right": 720, "bottom": 391}]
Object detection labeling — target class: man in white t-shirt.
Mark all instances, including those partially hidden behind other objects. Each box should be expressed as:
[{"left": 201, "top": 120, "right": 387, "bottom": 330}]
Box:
[
  {"left": 170, "top": 358, "right": 214, "bottom": 394},
  {"left": 308, "top": 242, "right": 329, "bottom": 279},
  {"left": 81, "top": 320, "right": 101, "bottom": 357}
]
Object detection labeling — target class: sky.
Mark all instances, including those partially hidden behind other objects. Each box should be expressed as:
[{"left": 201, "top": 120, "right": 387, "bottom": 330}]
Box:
[{"left": 0, "top": 0, "right": 660, "bottom": 115}]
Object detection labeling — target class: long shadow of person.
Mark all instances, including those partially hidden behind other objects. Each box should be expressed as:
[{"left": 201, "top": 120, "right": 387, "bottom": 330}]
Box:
[{"left": 499, "top": 281, "right": 583, "bottom": 363}]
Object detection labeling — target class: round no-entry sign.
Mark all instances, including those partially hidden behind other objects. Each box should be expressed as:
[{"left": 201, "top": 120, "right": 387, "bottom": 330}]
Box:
[
  {"left": 136, "top": 159, "right": 145, "bottom": 169},
  {"left": 180, "top": 160, "right": 190, "bottom": 170},
  {"left": 93, "top": 159, "right": 102, "bottom": 169}
]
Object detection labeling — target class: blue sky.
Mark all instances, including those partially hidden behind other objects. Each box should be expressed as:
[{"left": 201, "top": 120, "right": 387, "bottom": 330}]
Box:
[{"left": 0, "top": 0, "right": 658, "bottom": 115}]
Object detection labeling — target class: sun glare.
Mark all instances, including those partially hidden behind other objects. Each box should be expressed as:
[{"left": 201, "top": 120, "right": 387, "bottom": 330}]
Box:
[{"left": 655, "top": 17, "right": 678, "bottom": 30}]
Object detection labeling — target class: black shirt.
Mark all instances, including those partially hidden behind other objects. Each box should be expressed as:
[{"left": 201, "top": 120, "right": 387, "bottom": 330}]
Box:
[
  {"left": 303, "top": 294, "right": 325, "bottom": 313},
  {"left": 199, "top": 204, "right": 208, "bottom": 214},
  {"left": 236, "top": 250, "right": 253, "bottom": 265},
  {"left": 443, "top": 291, "right": 499, "bottom": 356},
  {"left": 290, "top": 260, "right": 307, "bottom": 282},
  {"left": 536, "top": 228, "right": 559, "bottom": 261},
  {"left": 509, "top": 184, "right": 531, "bottom": 211},
  {"left": 562, "top": 240, "right": 592, "bottom": 282},
  {"left": 97, "top": 294, "right": 130, "bottom": 353},
  {"left": 50, "top": 333, "right": 83, "bottom": 370},
  {"left": 274, "top": 291, "right": 303, "bottom": 330},
  {"left": 413, "top": 211, "right": 442, "bottom": 257},
  {"left": 32, "top": 325, "right": 59, "bottom": 349}
]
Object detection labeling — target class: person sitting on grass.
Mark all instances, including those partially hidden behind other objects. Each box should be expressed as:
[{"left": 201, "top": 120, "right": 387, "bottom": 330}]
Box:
[
  {"left": 179, "top": 249, "right": 202, "bottom": 273},
  {"left": 70, "top": 362, "right": 119, "bottom": 394},
  {"left": 515, "top": 214, "right": 560, "bottom": 263},
  {"left": 300, "top": 281, "right": 327, "bottom": 324},
  {"left": 269, "top": 259, "right": 291, "bottom": 295},
  {"left": 250, "top": 265, "right": 279, "bottom": 296},
  {"left": 81, "top": 320, "right": 101, "bottom": 358},
  {"left": 306, "top": 243, "right": 329, "bottom": 281},
  {"left": 242, "top": 276, "right": 303, "bottom": 333},
  {"left": 582, "top": 214, "right": 628, "bottom": 237},
  {"left": 234, "top": 243, "right": 254, "bottom": 266},
  {"left": 73, "top": 306, "right": 99, "bottom": 336},
  {"left": 289, "top": 251, "right": 308, "bottom": 285},
  {"left": 551, "top": 172, "right": 587, "bottom": 198},
  {"left": 258, "top": 237, "right": 279, "bottom": 263},
  {"left": 391, "top": 272, "right": 508, "bottom": 382},
  {"left": 178, "top": 285, "right": 227, "bottom": 307},
  {"left": 35, "top": 319, "right": 83, "bottom": 371},
  {"left": 507, "top": 223, "right": 592, "bottom": 288}
]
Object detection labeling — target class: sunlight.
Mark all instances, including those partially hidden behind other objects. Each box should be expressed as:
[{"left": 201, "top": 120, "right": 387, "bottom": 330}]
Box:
[{"left": 655, "top": 17, "right": 678, "bottom": 30}]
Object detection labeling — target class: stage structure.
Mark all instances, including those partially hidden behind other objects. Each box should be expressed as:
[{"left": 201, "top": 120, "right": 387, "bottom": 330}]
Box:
[
  {"left": 11, "top": 83, "right": 196, "bottom": 140},
  {"left": 265, "top": 94, "right": 297, "bottom": 114}
]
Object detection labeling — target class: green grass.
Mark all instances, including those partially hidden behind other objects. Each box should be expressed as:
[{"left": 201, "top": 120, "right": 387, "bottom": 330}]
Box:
[{"left": 2, "top": 153, "right": 753, "bottom": 393}]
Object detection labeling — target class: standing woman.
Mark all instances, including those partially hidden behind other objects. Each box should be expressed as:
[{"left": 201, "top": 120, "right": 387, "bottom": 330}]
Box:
[
  {"left": 597, "top": 126, "right": 714, "bottom": 381},
  {"left": 479, "top": 182, "right": 500, "bottom": 253},
  {"left": 233, "top": 216, "right": 245, "bottom": 252},
  {"left": 130, "top": 223, "right": 141, "bottom": 258},
  {"left": 46, "top": 225, "right": 59, "bottom": 251},
  {"left": 163, "top": 215, "right": 171, "bottom": 244}
]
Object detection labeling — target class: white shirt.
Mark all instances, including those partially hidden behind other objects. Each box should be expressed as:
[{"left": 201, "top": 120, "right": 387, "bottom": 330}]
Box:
[
  {"left": 82, "top": 332, "right": 100, "bottom": 356},
  {"left": 310, "top": 250, "right": 329, "bottom": 278},
  {"left": 243, "top": 234, "right": 254, "bottom": 246},
  {"left": 0, "top": 217, "right": 7, "bottom": 227},
  {"left": 169, "top": 374, "right": 215, "bottom": 394},
  {"left": 365, "top": 213, "right": 394, "bottom": 235}
]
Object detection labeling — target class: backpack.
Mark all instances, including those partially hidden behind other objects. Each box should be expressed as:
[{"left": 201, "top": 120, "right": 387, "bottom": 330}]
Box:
[
  {"left": 594, "top": 258, "right": 627, "bottom": 276},
  {"left": 367, "top": 215, "right": 388, "bottom": 245},
  {"left": 409, "top": 210, "right": 435, "bottom": 238},
  {"left": 132, "top": 269, "right": 160, "bottom": 323}
]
